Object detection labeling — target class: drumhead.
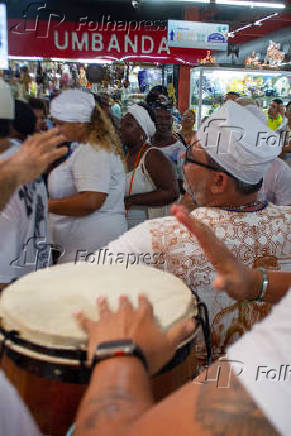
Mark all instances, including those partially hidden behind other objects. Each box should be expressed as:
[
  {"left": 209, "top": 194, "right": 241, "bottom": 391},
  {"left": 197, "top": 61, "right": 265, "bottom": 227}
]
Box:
[{"left": 0, "top": 264, "right": 197, "bottom": 350}]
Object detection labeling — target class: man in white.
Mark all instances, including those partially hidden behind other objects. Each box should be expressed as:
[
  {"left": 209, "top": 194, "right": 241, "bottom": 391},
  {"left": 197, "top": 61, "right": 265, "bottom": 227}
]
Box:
[
  {"left": 259, "top": 157, "right": 291, "bottom": 206},
  {"left": 237, "top": 99, "right": 291, "bottom": 206},
  {"left": 0, "top": 82, "right": 51, "bottom": 288},
  {"left": 96, "top": 101, "right": 291, "bottom": 362}
]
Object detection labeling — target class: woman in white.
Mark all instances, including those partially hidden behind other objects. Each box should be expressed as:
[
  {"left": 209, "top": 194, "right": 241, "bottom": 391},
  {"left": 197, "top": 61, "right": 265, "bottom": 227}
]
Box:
[
  {"left": 48, "top": 90, "right": 127, "bottom": 263},
  {"left": 121, "top": 105, "right": 178, "bottom": 229},
  {"left": 151, "top": 103, "right": 186, "bottom": 194}
]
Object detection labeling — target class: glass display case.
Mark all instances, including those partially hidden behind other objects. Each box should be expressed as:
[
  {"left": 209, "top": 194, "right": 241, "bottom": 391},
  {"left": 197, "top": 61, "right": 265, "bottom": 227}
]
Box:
[{"left": 190, "top": 67, "right": 291, "bottom": 128}]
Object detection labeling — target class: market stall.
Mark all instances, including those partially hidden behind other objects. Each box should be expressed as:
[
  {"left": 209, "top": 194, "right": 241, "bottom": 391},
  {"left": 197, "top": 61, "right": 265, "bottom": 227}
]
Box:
[
  {"left": 6, "top": 58, "right": 176, "bottom": 115},
  {"left": 190, "top": 66, "right": 291, "bottom": 127}
]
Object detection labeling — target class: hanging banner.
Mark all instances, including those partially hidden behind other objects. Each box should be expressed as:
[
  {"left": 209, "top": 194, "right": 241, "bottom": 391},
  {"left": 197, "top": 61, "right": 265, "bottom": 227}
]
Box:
[
  {"left": 168, "top": 20, "right": 229, "bottom": 51},
  {"left": 8, "top": 19, "right": 210, "bottom": 65}
]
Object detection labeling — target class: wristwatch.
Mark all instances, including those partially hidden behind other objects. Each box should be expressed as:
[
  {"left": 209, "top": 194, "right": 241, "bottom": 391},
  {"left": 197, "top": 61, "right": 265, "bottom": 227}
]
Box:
[{"left": 91, "top": 339, "right": 149, "bottom": 372}]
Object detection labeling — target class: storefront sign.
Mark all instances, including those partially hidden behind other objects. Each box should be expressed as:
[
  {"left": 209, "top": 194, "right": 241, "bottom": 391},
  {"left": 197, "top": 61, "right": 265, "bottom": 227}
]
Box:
[
  {"left": 8, "top": 19, "right": 210, "bottom": 64},
  {"left": 168, "top": 20, "right": 229, "bottom": 51},
  {"left": 0, "top": 4, "right": 8, "bottom": 69}
]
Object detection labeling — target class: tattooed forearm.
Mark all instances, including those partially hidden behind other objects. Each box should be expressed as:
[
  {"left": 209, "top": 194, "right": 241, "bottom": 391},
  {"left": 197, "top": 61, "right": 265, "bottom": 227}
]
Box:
[
  {"left": 195, "top": 368, "right": 279, "bottom": 436},
  {"left": 75, "top": 387, "right": 146, "bottom": 435}
]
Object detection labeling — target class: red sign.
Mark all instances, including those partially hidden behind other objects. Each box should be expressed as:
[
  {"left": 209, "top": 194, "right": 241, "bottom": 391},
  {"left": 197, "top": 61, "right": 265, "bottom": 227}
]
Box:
[{"left": 8, "top": 19, "right": 208, "bottom": 64}]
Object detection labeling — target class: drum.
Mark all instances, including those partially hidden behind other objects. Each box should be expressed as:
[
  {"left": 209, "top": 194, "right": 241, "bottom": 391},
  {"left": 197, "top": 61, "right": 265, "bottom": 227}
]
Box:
[{"left": 0, "top": 263, "right": 204, "bottom": 436}]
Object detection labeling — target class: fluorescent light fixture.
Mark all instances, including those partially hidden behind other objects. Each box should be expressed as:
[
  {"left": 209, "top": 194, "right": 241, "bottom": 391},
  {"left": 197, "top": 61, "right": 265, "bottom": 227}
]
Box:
[
  {"left": 147, "top": 0, "right": 210, "bottom": 3},
  {"left": 9, "top": 56, "right": 44, "bottom": 61},
  {"left": 215, "top": 1, "right": 285, "bottom": 8},
  {"left": 50, "top": 58, "right": 112, "bottom": 64}
]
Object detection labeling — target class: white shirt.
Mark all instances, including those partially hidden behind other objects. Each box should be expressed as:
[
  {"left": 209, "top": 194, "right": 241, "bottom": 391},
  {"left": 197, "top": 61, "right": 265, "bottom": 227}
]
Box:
[
  {"left": 0, "top": 370, "right": 42, "bottom": 436},
  {"left": 155, "top": 140, "right": 185, "bottom": 180},
  {"left": 0, "top": 140, "right": 50, "bottom": 283},
  {"left": 228, "top": 288, "right": 291, "bottom": 436},
  {"left": 259, "top": 158, "right": 291, "bottom": 206},
  {"left": 103, "top": 204, "right": 291, "bottom": 358},
  {"left": 48, "top": 143, "right": 127, "bottom": 263}
]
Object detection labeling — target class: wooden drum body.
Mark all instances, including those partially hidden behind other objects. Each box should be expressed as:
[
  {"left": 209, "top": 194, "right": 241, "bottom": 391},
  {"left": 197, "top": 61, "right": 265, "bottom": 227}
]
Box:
[{"left": 0, "top": 264, "right": 201, "bottom": 436}]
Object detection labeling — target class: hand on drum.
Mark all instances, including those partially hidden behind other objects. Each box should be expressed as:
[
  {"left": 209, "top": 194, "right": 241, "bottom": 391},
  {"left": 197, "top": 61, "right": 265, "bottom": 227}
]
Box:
[
  {"left": 171, "top": 205, "right": 261, "bottom": 301},
  {"left": 75, "top": 294, "right": 195, "bottom": 375}
]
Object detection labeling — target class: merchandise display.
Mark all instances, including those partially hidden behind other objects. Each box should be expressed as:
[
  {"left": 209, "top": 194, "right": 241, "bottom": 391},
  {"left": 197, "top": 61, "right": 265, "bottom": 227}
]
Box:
[
  {"left": 4, "top": 59, "right": 175, "bottom": 116},
  {"left": 190, "top": 67, "right": 291, "bottom": 127}
]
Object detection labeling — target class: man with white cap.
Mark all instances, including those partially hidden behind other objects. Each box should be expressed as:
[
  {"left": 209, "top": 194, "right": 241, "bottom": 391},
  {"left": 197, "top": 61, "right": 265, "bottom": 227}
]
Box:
[{"left": 96, "top": 101, "right": 291, "bottom": 368}]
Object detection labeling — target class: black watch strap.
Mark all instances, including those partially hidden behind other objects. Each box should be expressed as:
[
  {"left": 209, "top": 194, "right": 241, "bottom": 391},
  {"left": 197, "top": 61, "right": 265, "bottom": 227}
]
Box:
[{"left": 132, "top": 344, "right": 149, "bottom": 372}]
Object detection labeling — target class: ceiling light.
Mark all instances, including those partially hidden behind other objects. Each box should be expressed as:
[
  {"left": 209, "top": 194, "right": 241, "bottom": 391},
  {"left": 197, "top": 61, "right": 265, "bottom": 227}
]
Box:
[
  {"left": 215, "top": 1, "right": 285, "bottom": 8},
  {"left": 146, "top": 0, "right": 210, "bottom": 3}
]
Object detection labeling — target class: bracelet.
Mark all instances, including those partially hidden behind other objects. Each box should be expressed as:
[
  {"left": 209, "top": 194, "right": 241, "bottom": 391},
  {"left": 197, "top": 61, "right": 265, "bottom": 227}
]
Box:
[{"left": 253, "top": 268, "right": 269, "bottom": 302}]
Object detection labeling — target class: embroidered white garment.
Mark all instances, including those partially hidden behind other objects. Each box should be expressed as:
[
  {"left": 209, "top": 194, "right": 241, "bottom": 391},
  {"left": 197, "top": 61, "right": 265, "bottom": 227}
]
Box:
[{"left": 105, "top": 204, "right": 291, "bottom": 359}]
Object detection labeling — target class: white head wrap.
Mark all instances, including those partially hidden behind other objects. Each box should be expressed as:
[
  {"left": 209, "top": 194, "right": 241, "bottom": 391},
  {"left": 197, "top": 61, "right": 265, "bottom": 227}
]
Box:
[
  {"left": 127, "top": 104, "right": 156, "bottom": 139},
  {"left": 197, "top": 101, "right": 282, "bottom": 184},
  {"left": 0, "top": 80, "right": 14, "bottom": 120},
  {"left": 50, "top": 90, "right": 95, "bottom": 123}
]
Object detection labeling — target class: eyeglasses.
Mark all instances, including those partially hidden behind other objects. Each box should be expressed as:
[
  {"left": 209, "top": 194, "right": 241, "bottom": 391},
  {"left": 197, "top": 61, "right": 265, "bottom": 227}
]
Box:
[{"left": 184, "top": 146, "right": 236, "bottom": 179}]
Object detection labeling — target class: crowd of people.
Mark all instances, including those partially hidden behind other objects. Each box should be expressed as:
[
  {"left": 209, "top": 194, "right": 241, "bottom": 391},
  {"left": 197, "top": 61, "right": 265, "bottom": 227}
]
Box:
[{"left": 0, "top": 76, "right": 290, "bottom": 436}]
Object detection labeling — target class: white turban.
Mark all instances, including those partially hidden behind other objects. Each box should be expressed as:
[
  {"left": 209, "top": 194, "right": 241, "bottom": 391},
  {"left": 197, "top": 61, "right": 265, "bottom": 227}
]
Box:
[
  {"left": 50, "top": 90, "right": 95, "bottom": 123},
  {"left": 128, "top": 104, "right": 156, "bottom": 139},
  {"left": 197, "top": 101, "right": 282, "bottom": 184},
  {"left": 0, "top": 80, "right": 14, "bottom": 120}
]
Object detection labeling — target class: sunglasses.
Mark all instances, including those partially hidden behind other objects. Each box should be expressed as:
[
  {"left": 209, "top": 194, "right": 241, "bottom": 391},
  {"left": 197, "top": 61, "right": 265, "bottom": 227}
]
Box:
[{"left": 184, "top": 145, "right": 236, "bottom": 180}]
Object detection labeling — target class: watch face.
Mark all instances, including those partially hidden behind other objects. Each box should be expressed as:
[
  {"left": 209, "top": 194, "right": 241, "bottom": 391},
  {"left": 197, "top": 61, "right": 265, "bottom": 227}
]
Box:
[
  {"left": 98, "top": 340, "right": 134, "bottom": 350},
  {"left": 95, "top": 340, "right": 135, "bottom": 359}
]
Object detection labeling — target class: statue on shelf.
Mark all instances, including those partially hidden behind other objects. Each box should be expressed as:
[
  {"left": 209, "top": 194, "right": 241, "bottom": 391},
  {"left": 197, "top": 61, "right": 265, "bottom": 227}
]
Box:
[
  {"left": 245, "top": 51, "right": 262, "bottom": 69},
  {"left": 263, "top": 40, "right": 285, "bottom": 69},
  {"left": 198, "top": 51, "right": 217, "bottom": 66}
]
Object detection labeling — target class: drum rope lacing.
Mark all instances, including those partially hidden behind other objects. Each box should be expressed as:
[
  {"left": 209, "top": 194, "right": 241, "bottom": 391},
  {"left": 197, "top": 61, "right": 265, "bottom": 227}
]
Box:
[{"left": 193, "top": 292, "right": 212, "bottom": 368}]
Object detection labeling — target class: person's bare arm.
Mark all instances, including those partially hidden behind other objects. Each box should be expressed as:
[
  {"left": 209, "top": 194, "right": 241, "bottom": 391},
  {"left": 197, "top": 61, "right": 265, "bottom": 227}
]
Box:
[
  {"left": 172, "top": 205, "right": 291, "bottom": 303},
  {"left": 125, "top": 149, "right": 179, "bottom": 209},
  {"left": 48, "top": 192, "right": 107, "bottom": 217},
  {"left": 125, "top": 360, "right": 279, "bottom": 436},
  {"left": 74, "top": 297, "right": 278, "bottom": 436},
  {"left": 0, "top": 129, "right": 66, "bottom": 211},
  {"left": 74, "top": 295, "right": 195, "bottom": 436},
  {"left": 74, "top": 357, "right": 153, "bottom": 436}
]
